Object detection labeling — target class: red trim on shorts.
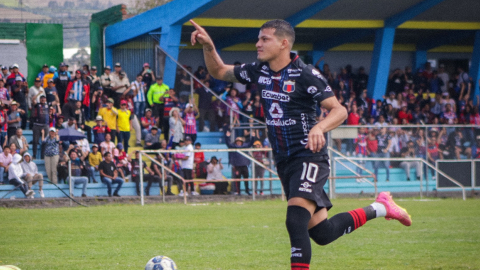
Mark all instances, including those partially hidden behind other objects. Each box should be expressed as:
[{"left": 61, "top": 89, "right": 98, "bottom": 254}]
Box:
[
  {"left": 348, "top": 208, "right": 367, "bottom": 230},
  {"left": 291, "top": 262, "right": 310, "bottom": 270}
]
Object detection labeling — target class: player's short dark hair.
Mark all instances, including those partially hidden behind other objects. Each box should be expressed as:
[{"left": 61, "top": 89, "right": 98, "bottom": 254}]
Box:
[{"left": 260, "top": 19, "right": 295, "bottom": 46}]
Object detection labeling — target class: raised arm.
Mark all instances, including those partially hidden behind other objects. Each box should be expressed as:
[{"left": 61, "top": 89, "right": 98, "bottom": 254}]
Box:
[{"left": 190, "top": 20, "right": 238, "bottom": 83}]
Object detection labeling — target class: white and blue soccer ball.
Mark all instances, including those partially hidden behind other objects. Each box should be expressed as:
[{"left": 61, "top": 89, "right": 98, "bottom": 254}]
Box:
[{"left": 145, "top": 255, "right": 177, "bottom": 270}]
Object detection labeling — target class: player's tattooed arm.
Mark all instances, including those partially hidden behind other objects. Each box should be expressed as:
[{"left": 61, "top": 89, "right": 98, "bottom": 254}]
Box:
[{"left": 222, "top": 68, "right": 239, "bottom": 83}]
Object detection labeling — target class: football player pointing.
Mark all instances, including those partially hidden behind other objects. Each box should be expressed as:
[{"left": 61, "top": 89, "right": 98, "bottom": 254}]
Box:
[{"left": 191, "top": 19, "right": 411, "bottom": 270}]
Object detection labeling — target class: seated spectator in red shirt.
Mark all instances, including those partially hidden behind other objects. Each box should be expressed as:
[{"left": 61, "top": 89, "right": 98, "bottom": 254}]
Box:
[
  {"left": 397, "top": 105, "right": 412, "bottom": 123},
  {"left": 347, "top": 104, "right": 360, "bottom": 125},
  {"left": 93, "top": 115, "right": 111, "bottom": 145},
  {"left": 141, "top": 108, "right": 156, "bottom": 140}
]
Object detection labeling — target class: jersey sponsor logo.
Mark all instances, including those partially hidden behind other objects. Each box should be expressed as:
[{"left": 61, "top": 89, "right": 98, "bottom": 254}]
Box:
[
  {"left": 307, "top": 86, "right": 318, "bottom": 94},
  {"left": 288, "top": 68, "right": 302, "bottom": 73},
  {"left": 266, "top": 118, "right": 296, "bottom": 126},
  {"left": 312, "top": 68, "right": 326, "bottom": 80},
  {"left": 239, "top": 70, "right": 251, "bottom": 82},
  {"left": 325, "top": 85, "right": 332, "bottom": 92},
  {"left": 271, "top": 75, "right": 281, "bottom": 80},
  {"left": 262, "top": 65, "right": 268, "bottom": 70},
  {"left": 300, "top": 113, "right": 309, "bottom": 145},
  {"left": 262, "top": 90, "right": 290, "bottom": 102},
  {"left": 298, "top": 182, "right": 312, "bottom": 193},
  {"left": 258, "top": 76, "right": 271, "bottom": 85},
  {"left": 289, "top": 73, "right": 301, "bottom": 77},
  {"left": 283, "top": 80, "right": 295, "bottom": 93},
  {"left": 268, "top": 102, "right": 283, "bottom": 118}
]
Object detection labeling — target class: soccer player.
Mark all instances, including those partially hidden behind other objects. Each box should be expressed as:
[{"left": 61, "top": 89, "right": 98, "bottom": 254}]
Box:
[{"left": 190, "top": 19, "right": 411, "bottom": 270}]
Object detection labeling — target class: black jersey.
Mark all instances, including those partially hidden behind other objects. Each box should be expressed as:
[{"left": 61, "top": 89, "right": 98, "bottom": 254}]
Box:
[{"left": 234, "top": 53, "right": 335, "bottom": 163}]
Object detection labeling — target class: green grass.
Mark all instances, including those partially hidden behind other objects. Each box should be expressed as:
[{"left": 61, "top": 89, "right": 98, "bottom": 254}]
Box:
[{"left": 1, "top": 198, "right": 479, "bottom": 269}]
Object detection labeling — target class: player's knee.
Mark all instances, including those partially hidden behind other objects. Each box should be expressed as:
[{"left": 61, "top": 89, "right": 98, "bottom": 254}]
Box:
[{"left": 285, "top": 206, "right": 310, "bottom": 234}]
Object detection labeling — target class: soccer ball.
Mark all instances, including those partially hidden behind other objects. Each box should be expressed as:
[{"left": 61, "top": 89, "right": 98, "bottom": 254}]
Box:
[{"left": 145, "top": 256, "right": 177, "bottom": 270}]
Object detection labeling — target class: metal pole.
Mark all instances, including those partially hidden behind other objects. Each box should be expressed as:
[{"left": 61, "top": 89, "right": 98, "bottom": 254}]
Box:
[
  {"left": 68, "top": 160, "right": 72, "bottom": 207},
  {"left": 268, "top": 150, "right": 273, "bottom": 195},
  {"left": 190, "top": 76, "right": 194, "bottom": 101},
  {"left": 425, "top": 125, "right": 429, "bottom": 197},
  {"left": 161, "top": 156, "right": 165, "bottom": 203},
  {"left": 419, "top": 162, "right": 423, "bottom": 199},
  {"left": 251, "top": 151, "right": 256, "bottom": 201},
  {"left": 140, "top": 153, "right": 144, "bottom": 206}
]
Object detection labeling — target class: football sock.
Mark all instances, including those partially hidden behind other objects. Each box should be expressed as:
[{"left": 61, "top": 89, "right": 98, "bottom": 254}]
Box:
[
  {"left": 370, "top": 202, "right": 387, "bottom": 218},
  {"left": 286, "top": 206, "right": 311, "bottom": 270},
  {"left": 308, "top": 208, "right": 367, "bottom": 246}
]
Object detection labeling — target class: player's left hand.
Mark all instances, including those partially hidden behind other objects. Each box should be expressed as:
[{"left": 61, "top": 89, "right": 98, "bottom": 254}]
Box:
[{"left": 306, "top": 125, "right": 325, "bottom": 153}]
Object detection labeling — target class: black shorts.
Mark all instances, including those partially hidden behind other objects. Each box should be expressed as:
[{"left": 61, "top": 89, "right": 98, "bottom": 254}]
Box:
[{"left": 277, "top": 155, "right": 332, "bottom": 212}]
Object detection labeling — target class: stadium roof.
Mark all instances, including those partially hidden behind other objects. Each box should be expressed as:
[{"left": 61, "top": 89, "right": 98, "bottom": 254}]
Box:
[{"left": 106, "top": 0, "right": 480, "bottom": 51}]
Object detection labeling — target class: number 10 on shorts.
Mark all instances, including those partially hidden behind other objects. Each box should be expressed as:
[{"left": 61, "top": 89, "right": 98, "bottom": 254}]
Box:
[{"left": 300, "top": 162, "right": 319, "bottom": 183}]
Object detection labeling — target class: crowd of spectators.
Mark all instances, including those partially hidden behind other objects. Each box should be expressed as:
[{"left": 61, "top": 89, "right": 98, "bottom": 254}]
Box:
[{"left": 0, "top": 58, "right": 478, "bottom": 198}]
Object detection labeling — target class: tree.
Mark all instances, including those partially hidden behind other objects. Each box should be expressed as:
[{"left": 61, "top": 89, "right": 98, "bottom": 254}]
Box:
[{"left": 134, "top": 0, "right": 173, "bottom": 13}]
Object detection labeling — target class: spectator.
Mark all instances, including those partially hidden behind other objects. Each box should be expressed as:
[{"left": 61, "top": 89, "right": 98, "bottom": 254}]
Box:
[
  {"left": 87, "top": 144, "right": 102, "bottom": 183},
  {"left": 397, "top": 105, "right": 412, "bottom": 124},
  {"left": 196, "top": 80, "right": 214, "bottom": 132},
  {"left": 150, "top": 152, "right": 174, "bottom": 196},
  {"left": 193, "top": 142, "right": 205, "bottom": 166},
  {"left": 117, "top": 100, "right": 133, "bottom": 153},
  {"left": 21, "top": 152, "right": 44, "bottom": 198},
  {"left": 471, "top": 135, "right": 480, "bottom": 159},
  {"left": 6, "top": 64, "right": 25, "bottom": 87},
  {"left": 162, "top": 88, "right": 178, "bottom": 139},
  {"left": 111, "top": 70, "right": 130, "bottom": 108},
  {"left": 221, "top": 88, "right": 242, "bottom": 126},
  {"left": 42, "top": 127, "right": 60, "bottom": 184},
  {"left": 68, "top": 150, "right": 88, "bottom": 197},
  {"left": 32, "top": 95, "right": 50, "bottom": 159},
  {"left": 354, "top": 127, "right": 368, "bottom": 176},
  {"left": 65, "top": 70, "right": 89, "bottom": 105},
  {"left": 8, "top": 128, "right": 28, "bottom": 156},
  {"left": 144, "top": 126, "right": 162, "bottom": 150},
  {"left": 179, "top": 136, "right": 197, "bottom": 196},
  {"left": 0, "top": 80, "right": 10, "bottom": 102},
  {"left": 10, "top": 78, "right": 28, "bottom": 130},
  {"left": 183, "top": 102, "right": 198, "bottom": 143},
  {"left": 0, "top": 146, "right": 13, "bottom": 184},
  {"left": 28, "top": 77, "right": 45, "bottom": 113},
  {"left": 99, "top": 151, "right": 124, "bottom": 197},
  {"left": 147, "top": 77, "right": 169, "bottom": 125},
  {"left": 169, "top": 107, "right": 185, "bottom": 148},
  {"left": 8, "top": 153, "right": 34, "bottom": 198},
  {"left": 399, "top": 140, "right": 422, "bottom": 181},
  {"left": 98, "top": 98, "right": 118, "bottom": 142},
  {"left": 212, "top": 98, "right": 228, "bottom": 131},
  {"left": 437, "top": 64, "right": 449, "bottom": 93},
  {"left": 177, "top": 67, "right": 191, "bottom": 99},
  {"left": 252, "top": 140, "right": 267, "bottom": 195},
  {"left": 62, "top": 117, "right": 77, "bottom": 130},
  {"left": 141, "top": 108, "right": 156, "bottom": 140},
  {"left": 57, "top": 142, "right": 73, "bottom": 183},
  {"left": 100, "top": 133, "right": 115, "bottom": 156},
  {"left": 38, "top": 64, "right": 49, "bottom": 82},
  {"left": 74, "top": 100, "right": 92, "bottom": 143},
  {"left": 440, "top": 103, "right": 457, "bottom": 124},
  {"left": 426, "top": 132, "right": 443, "bottom": 179},
  {"left": 92, "top": 115, "right": 111, "bottom": 145},
  {"left": 139, "top": 63, "right": 155, "bottom": 90},
  {"left": 225, "top": 130, "right": 255, "bottom": 195},
  {"left": 55, "top": 115, "right": 65, "bottom": 130},
  {"left": 53, "top": 62, "right": 71, "bottom": 106},
  {"left": 129, "top": 151, "right": 161, "bottom": 196},
  {"left": 113, "top": 143, "right": 129, "bottom": 181},
  {"left": 44, "top": 79, "right": 59, "bottom": 107},
  {"left": 374, "top": 127, "right": 392, "bottom": 182},
  {"left": 100, "top": 65, "right": 113, "bottom": 97},
  {"left": 207, "top": 156, "right": 227, "bottom": 195},
  {"left": 131, "top": 74, "right": 147, "bottom": 118},
  {"left": 446, "top": 128, "right": 471, "bottom": 159},
  {"left": 61, "top": 97, "right": 77, "bottom": 120}
]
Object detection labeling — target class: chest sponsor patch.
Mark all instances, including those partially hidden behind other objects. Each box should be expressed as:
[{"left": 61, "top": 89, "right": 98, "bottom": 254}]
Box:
[
  {"left": 258, "top": 76, "right": 271, "bottom": 85},
  {"left": 283, "top": 80, "right": 295, "bottom": 93},
  {"left": 262, "top": 90, "right": 290, "bottom": 102}
]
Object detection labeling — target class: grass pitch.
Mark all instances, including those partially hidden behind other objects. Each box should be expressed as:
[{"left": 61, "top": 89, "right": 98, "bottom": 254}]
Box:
[{"left": 1, "top": 198, "right": 479, "bottom": 269}]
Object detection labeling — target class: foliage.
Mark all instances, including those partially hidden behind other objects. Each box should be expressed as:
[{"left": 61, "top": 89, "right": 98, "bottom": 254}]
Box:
[
  {"left": 0, "top": 198, "right": 479, "bottom": 269},
  {"left": 133, "top": 0, "right": 173, "bottom": 13}
]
